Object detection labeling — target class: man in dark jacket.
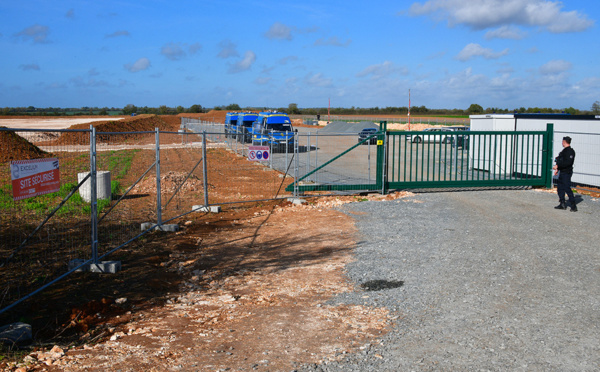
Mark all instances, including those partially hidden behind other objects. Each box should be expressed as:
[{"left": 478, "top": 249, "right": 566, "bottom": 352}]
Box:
[{"left": 552, "top": 136, "right": 576, "bottom": 211}]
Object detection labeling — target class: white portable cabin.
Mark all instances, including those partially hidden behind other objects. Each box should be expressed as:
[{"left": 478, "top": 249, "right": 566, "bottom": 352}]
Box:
[{"left": 469, "top": 114, "right": 600, "bottom": 188}]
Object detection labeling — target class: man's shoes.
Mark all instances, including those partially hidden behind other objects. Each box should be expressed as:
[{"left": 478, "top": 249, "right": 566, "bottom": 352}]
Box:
[
  {"left": 554, "top": 201, "right": 567, "bottom": 210},
  {"left": 570, "top": 204, "right": 578, "bottom": 212}
]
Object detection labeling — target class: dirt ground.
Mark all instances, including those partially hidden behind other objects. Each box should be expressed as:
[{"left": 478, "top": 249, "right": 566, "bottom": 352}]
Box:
[
  {"left": 3, "top": 115, "right": 597, "bottom": 371},
  {"left": 0, "top": 115, "right": 415, "bottom": 371}
]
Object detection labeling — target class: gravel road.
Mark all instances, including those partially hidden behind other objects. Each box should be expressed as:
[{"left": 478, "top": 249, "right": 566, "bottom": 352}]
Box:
[{"left": 303, "top": 189, "right": 600, "bottom": 371}]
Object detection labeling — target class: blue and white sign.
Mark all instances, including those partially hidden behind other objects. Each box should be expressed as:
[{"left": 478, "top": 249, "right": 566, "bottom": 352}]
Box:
[{"left": 248, "top": 146, "right": 270, "bottom": 162}]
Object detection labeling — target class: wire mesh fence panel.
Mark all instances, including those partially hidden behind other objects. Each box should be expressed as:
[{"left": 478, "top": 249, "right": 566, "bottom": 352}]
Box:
[
  {"left": 0, "top": 128, "right": 92, "bottom": 310},
  {"left": 289, "top": 132, "right": 381, "bottom": 193},
  {"left": 201, "top": 132, "right": 294, "bottom": 206},
  {"left": 93, "top": 131, "right": 159, "bottom": 258},
  {"left": 157, "top": 131, "right": 208, "bottom": 222}
]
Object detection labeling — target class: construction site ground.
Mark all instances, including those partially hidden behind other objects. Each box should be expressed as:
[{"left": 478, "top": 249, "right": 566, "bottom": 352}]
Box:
[{"left": 1, "top": 114, "right": 411, "bottom": 371}]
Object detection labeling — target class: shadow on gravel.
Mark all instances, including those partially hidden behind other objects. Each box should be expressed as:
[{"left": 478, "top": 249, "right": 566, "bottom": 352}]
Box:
[{"left": 360, "top": 279, "right": 404, "bottom": 291}]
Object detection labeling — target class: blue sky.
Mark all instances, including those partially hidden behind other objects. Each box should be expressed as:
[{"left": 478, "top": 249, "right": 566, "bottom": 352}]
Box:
[{"left": 1, "top": 0, "right": 598, "bottom": 110}]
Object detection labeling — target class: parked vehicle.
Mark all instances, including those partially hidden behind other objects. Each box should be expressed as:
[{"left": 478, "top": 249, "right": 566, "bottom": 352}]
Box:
[
  {"left": 358, "top": 127, "right": 379, "bottom": 145},
  {"left": 224, "top": 112, "right": 239, "bottom": 138},
  {"left": 235, "top": 112, "right": 259, "bottom": 143},
  {"left": 407, "top": 126, "right": 469, "bottom": 144},
  {"left": 250, "top": 112, "right": 295, "bottom": 152}
]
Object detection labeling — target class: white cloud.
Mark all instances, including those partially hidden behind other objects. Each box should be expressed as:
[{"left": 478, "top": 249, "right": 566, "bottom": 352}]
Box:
[
  {"left": 189, "top": 43, "right": 201, "bottom": 54},
  {"left": 14, "top": 24, "right": 50, "bottom": 44},
  {"left": 356, "top": 61, "right": 408, "bottom": 78},
  {"left": 279, "top": 56, "right": 298, "bottom": 65},
  {"left": 254, "top": 77, "right": 272, "bottom": 85},
  {"left": 229, "top": 51, "right": 256, "bottom": 73},
  {"left": 485, "top": 25, "right": 527, "bottom": 39},
  {"left": 539, "top": 59, "right": 572, "bottom": 75},
  {"left": 217, "top": 40, "right": 239, "bottom": 59},
  {"left": 124, "top": 57, "right": 151, "bottom": 72},
  {"left": 409, "top": 0, "right": 594, "bottom": 33},
  {"left": 161, "top": 42, "right": 186, "bottom": 61},
  {"left": 19, "top": 64, "right": 40, "bottom": 71},
  {"left": 264, "top": 22, "right": 293, "bottom": 40},
  {"left": 106, "top": 30, "right": 130, "bottom": 38},
  {"left": 456, "top": 43, "right": 509, "bottom": 61},
  {"left": 305, "top": 73, "right": 332, "bottom": 87},
  {"left": 313, "top": 36, "right": 351, "bottom": 47}
]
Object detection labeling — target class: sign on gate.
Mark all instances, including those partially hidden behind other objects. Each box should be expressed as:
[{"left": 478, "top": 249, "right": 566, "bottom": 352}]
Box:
[
  {"left": 248, "top": 146, "right": 270, "bottom": 162},
  {"left": 10, "top": 158, "right": 61, "bottom": 201}
]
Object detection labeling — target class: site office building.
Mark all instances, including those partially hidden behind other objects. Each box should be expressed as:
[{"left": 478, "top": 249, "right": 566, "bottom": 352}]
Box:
[{"left": 469, "top": 113, "right": 600, "bottom": 188}]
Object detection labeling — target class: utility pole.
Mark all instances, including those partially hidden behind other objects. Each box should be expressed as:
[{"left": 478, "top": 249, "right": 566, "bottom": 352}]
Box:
[{"left": 408, "top": 89, "right": 411, "bottom": 131}]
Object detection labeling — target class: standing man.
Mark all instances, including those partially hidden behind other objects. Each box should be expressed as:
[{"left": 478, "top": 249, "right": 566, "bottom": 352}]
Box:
[{"left": 553, "top": 136, "right": 577, "bottom": 212}]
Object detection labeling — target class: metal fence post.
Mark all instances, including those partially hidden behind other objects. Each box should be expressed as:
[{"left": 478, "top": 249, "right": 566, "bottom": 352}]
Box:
[
  {"left": 544, "top": 123, "right": 554, "bottom": 188},
  {"left": 315, "top": 132, "right": 319, "bottom": 184},
  {"left": 307, "top": 132, "right": 311, "bottom": 181},
  {"left": 202, "top": 131, "right": 209, "bottom": 206},
  {"left": 90, "top": 125, "right": 98, "bottom": 264},
  {"left": 269, "top": 129, "right": 273, "bottom": 169},
  {"left": 294, "top": 132, "right": 299, "bottom": 198},
  {"left": 155, "top": 128, "right": 162, "bottom": 227}
]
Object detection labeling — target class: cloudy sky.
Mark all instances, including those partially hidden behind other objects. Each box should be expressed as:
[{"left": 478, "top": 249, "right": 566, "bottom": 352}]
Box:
[{"left": 1, "top": 0, "right": 598, "bottom": 110}]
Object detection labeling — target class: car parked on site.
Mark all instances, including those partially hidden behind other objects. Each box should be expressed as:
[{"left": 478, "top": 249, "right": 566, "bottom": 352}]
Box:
[
  {"left": 358, "top": 127, "right": 379, "bottom": 145},
  {"left": 407, "top": 126, "right": 469, "bottom": 145}
]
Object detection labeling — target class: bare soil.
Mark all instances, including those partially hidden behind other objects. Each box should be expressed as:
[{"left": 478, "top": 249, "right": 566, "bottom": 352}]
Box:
[{"left": 0, "top": 116, "right": 414, "bottom": 371}]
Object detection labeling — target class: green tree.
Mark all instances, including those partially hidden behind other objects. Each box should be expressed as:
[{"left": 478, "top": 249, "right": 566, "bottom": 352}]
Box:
[
  {"left": 592, "top": 101, "right": 600, "bottom": 114},
  {"left": 288, "top": 103, "right": 300, "bottom": 114},
  {"left": 159, "top": 105, "right": 169, "bottom": 115},
  {"left": 188, "top": 104, "right": 204, "bottom": 113},
  {"left": 122, "top": 104, "right": 137, "bottom": 115},
  {"left": 176, "top": 105, "right": 185, "bottom": 114},
  {"left": 564, "top": 107, "right": 577, "bottom": 115},
  {"left": 225, "top": 103, "right": 241, "bottom": 111},
  {"left": 467, "top": 103, "right": 484, "bottom": 114}
]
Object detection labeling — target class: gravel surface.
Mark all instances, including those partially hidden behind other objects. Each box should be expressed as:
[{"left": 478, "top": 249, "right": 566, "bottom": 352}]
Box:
[{"left": 302, "top": 189, "right": 600, "bottom": 371}]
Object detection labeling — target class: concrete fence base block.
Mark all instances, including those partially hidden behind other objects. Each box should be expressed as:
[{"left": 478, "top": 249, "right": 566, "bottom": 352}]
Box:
[
  {"left": 141, "top": 222, "right": 180, "bottom": 232},
  {"left": 192, "top": 205, "right": 222, "bottom": 213},
  {"left": 0, "top": 322, "right": 32, "bottom": 345},
  {"left": 287, "top": 198, "right": 307, "bottom": 205},
  {"left": 68, "top": 259, "right": 121, "bottom": 274}
]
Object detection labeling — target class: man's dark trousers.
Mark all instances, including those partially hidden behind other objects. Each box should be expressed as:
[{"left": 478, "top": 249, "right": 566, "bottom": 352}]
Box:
[{"left": 557, "top": 171, "right": 575, "bottom": 204}]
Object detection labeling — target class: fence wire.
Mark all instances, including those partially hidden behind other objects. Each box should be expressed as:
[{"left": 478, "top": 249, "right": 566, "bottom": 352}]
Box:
[
  {"left": 0, "top": 128, "right": 92, "bottom": 311},
  {"left": 2, "top": 121, "right": 598, "bottom": 315}
]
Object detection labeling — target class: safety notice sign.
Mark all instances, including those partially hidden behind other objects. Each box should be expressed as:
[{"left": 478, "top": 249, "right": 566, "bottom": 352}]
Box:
[
  {"left": 11, "top": 158, "right": 60, "bottom": 201},
  {"left": 248, "top": 146, "right": 270, "bottom": 162}
]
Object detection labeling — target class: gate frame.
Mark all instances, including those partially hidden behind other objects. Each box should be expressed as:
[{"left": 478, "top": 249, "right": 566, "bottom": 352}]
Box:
[{"left": 286, "top": 122, "right": 554, "bottom": 193}]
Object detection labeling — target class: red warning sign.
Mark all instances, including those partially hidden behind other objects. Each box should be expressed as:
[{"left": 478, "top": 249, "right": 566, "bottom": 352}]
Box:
[
  {"left": 248, "top": 146, "right": 270, "bottom": 162},
  {"left": 11, "top": 158, "right": 61, "bottom": 201}
]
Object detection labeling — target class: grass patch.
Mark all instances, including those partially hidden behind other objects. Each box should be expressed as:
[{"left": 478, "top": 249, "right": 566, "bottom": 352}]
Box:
[
  {"left": 101, "top": 150, "right": 139, "bottom": 180},
  {"left": 0, "top": 181, "right": 121, "bottom": 217}
]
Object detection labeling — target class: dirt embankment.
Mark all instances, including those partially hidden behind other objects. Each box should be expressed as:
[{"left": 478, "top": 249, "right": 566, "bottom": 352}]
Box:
[{"left": 0, "top": 128, "right": 53, "bottom": 162}]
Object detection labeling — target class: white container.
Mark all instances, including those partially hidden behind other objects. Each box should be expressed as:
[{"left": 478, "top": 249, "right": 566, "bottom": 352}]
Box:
[
  {"left": 470, "top": 114, "right": 600, "bottom": 187},
  {"left": 77, "top": 171, "right": 111, "bottom": 202}
]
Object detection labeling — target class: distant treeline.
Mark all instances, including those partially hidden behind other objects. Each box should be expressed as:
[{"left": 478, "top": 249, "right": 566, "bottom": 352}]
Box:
[{"left": 1, "top": 103, "right": 595, "bottom": 116}]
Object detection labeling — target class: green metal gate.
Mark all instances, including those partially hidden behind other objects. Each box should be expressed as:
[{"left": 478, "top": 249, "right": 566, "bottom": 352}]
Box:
[
  {"left": 287, "top": 123, "right": 554, "bottom": 194},
  {"left": 386, "top": 123, "right": 554, "bottom": 191}
]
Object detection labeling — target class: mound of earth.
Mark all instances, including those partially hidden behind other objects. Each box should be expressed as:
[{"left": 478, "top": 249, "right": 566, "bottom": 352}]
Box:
[
  {"left": 40, "top": 115, "right": 181, "bottom": 146},
  {"left": 179, "top": 110, "right": 228, "bottom": 124},
  {"left": 0, "top": 127, "right": 53, "bottom": 162}
]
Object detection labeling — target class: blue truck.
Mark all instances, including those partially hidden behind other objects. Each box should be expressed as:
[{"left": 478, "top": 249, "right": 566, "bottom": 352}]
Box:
[
  {"left": 224, "top": 112, "right": 239, "bottom": 138},
  {"left": 234, "top": 112, "right": 259, "bottom": 143},
  {"left": 250, "top": 112, "right": 295, "bottom": 152}
]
